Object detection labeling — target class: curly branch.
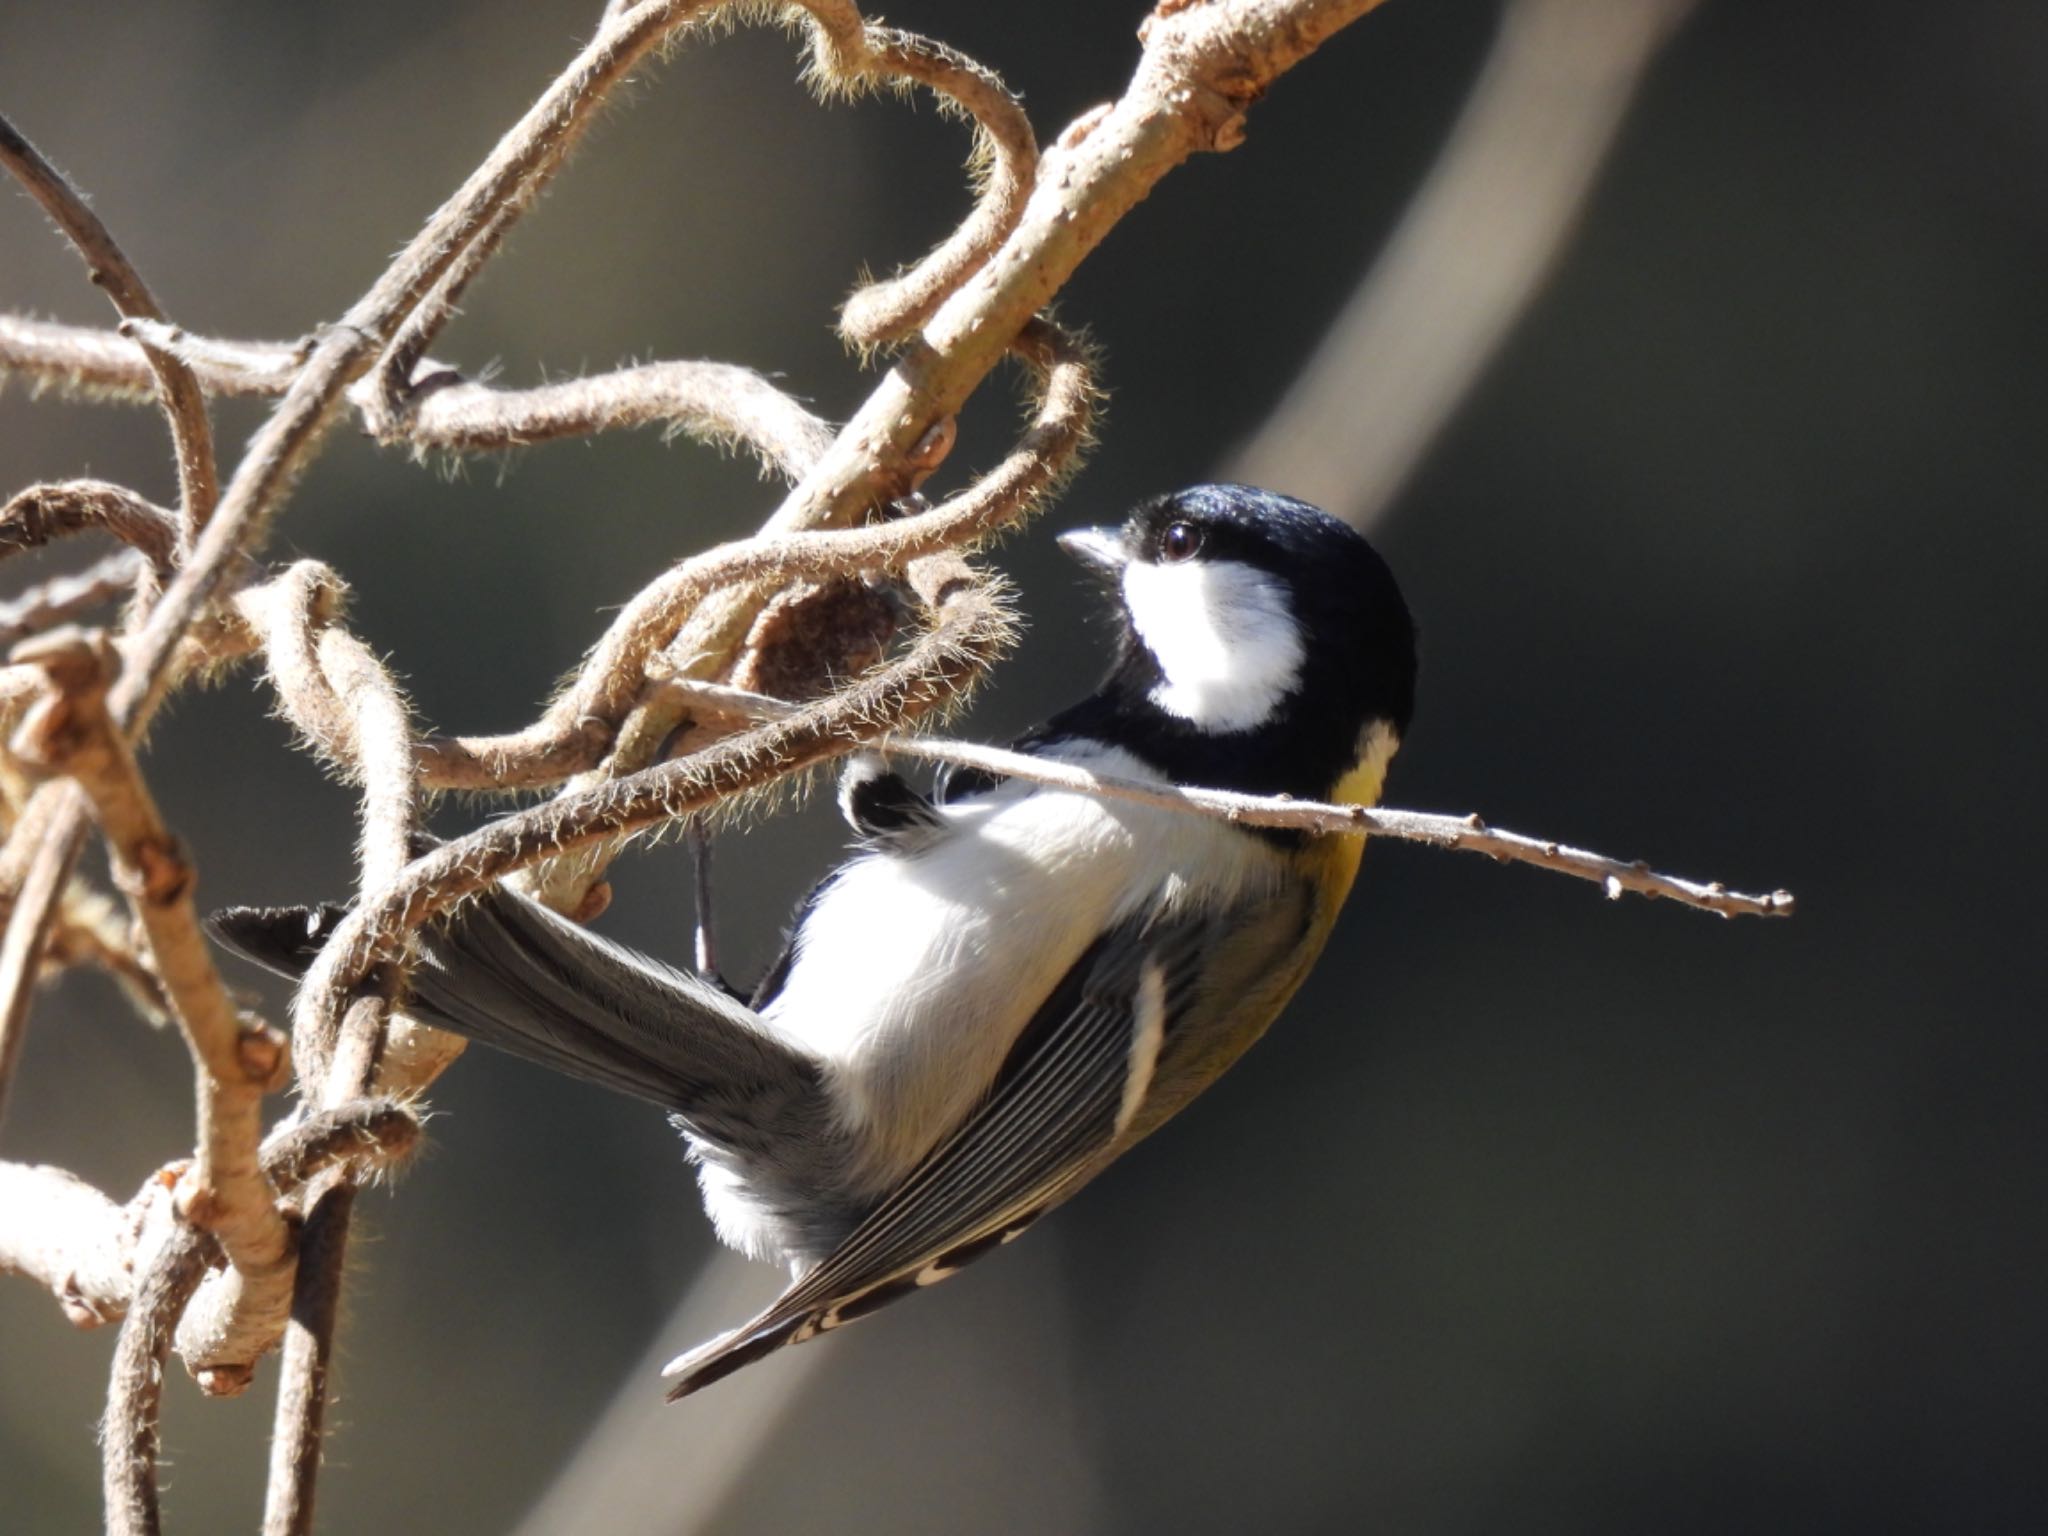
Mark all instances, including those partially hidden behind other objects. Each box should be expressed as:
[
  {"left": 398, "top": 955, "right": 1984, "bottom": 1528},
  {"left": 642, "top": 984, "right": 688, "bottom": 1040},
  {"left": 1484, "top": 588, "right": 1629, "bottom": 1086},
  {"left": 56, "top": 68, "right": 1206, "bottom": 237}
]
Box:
[
  {"left": 0, "top": 480, "right": 179, "bottom": 574},
  {"left": 431, "top": 320, "right": 1091, "bottom": 802},
  {"left": 98, "top": 1097, "right": 419, "bottom": 1536},
  {"left": 291, "top": 557, "right": 1009, "bottom": 1049},
  {"left": 0, "top": 114, "right": 218, "bottom": 541}
]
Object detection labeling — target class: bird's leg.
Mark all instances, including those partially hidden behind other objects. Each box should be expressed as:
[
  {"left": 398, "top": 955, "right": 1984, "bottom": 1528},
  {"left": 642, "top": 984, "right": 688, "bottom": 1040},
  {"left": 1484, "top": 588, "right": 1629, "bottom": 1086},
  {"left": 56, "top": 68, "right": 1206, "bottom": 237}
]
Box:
[{"left": 688, "top": 817, "right": 745, "bottom": 1001}]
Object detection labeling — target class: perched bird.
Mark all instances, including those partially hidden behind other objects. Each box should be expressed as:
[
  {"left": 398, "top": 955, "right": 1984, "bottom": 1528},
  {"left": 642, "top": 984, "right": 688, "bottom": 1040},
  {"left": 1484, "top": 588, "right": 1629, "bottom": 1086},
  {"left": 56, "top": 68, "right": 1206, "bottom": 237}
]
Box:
[{"left": 213, "top": 483, "right": 1417, "bottom": 1399}]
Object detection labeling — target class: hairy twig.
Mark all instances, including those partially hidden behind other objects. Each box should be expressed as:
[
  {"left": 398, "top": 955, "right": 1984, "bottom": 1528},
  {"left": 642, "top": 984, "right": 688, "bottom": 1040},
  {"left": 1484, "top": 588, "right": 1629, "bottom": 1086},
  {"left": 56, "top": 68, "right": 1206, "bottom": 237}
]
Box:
[
  {"left": 261, "top": 1183, "right": 355, "bottom": 1536},
  {"left": 242, "top": 555, "right": 426, "bottom": 1533},
  {"left": 0, "top": 480, "right": 179, "bottom": 575},
  {"left": 0, "top": 115, "right": 218, "bottom": 543},
  {"left": 435, "top": 320, "right": 1089, "bottom": 811},
  {"left": 0, "top": 314, "right": 302, "bottom": 400},
  {"left": 293, "top": 557, "right": 1009, "bottom": 1038},
  {"left": 93, "top": 1099, "right": 417, "bottom": 1536},
  {"left": 370, "top": 360, "right": 838, "bottom": 478},
  {"left": 102, "top": 1226, "right": 211, "bottom": 1536},
  {"left": 0, "top": 107, "right": 224, "bottom": 1131},
  {"left": 668, "top": 679, "right": 1797, "bottom": 920},
  {"left": 663, "top": 0, "right": 1396, "bottom": 683}
]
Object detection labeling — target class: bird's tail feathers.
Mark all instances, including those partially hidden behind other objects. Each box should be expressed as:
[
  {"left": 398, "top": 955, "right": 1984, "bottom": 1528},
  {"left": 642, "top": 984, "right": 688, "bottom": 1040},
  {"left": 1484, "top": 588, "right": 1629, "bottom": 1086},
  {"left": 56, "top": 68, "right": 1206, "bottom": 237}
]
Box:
[{"left": 208, "top": 887, "right": 822, "bottom": 1120}]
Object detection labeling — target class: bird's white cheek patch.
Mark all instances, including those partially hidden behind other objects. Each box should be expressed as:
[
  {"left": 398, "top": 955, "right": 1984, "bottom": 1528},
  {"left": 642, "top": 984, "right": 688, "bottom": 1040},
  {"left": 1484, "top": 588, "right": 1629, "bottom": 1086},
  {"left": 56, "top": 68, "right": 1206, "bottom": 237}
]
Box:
[{"left": 1122, "top": 559, "right": 1305, "bottom": 731}]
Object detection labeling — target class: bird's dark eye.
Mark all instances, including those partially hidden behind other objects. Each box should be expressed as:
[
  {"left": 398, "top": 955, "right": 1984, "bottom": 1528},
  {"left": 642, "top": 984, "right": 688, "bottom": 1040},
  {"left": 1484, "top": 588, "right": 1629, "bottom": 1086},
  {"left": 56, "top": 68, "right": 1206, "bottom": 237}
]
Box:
[{"left": 1158, "top": 521, "right": 1203, "bottom": 563}]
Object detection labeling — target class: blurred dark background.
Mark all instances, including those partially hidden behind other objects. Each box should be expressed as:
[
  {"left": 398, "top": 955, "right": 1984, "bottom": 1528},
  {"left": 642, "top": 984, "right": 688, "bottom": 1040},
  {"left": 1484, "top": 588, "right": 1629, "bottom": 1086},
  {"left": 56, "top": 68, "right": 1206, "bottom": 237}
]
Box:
[{"left": 3, "top": 1, "right": 2043, "bottom": 1532}]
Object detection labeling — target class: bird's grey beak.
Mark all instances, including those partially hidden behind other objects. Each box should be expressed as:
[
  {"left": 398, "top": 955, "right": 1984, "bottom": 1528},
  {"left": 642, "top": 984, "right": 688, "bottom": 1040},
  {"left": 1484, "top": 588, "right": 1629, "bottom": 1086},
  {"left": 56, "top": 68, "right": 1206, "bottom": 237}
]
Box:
[{"left": 1057, "top": 526, "right": 1128, "bottom": 577}]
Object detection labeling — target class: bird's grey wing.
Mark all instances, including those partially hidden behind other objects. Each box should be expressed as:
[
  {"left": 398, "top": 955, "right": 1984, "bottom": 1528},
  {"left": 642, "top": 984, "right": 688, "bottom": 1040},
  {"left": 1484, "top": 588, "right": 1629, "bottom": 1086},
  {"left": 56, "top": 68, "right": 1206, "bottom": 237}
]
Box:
[
  {"left": 210, "top": 890, "right": 833, "bottom": 1156},
  {"left": 661, "top": 901, "right": 1218, "bottom": 1400}
]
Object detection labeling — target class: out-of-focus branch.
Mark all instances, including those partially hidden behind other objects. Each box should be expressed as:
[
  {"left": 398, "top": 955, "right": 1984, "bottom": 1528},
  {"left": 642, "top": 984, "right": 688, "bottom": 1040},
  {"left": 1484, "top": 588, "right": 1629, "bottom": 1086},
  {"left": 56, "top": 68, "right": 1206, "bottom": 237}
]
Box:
[
  {"left": 0, "top": 1161, "right": 159, "bottom": 1327},
  {"left": 1227, "top": 0, "right": 1696, "bottom": 526},
  {"left": 0, "top": 549, "right": 148, "bottom": 648}
]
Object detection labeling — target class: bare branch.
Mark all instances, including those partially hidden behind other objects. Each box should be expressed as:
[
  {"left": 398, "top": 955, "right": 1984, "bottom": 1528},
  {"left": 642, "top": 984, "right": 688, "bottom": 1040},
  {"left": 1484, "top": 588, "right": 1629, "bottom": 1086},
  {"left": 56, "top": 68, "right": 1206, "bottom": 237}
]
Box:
[
  {"left": 829, "top": 22, "right": 1039, "bottom": 345},
  {"left": 670, "top": 679, "right": 1797, "bottom": 921},
  {"left": 261, "top": 1184, "right": 354, "bottom": 1536},
  {"left": 87, "top": 1098, "right": 417, "bottom": 1536},
  {"left": 367, "top": 361, "right": 838, "bottom": 482},
  {"left": 0, "top": 1100, "right": 417, "bottom": 1333},
  {"left": 665, "top": 0, "right": 1397, "bottom": 688},
  {"left": 438, "top": 320, "right": 1090, "bottom": 811},
  {"left": 0, "top": 114, "right": 219, "bottom": 541}
]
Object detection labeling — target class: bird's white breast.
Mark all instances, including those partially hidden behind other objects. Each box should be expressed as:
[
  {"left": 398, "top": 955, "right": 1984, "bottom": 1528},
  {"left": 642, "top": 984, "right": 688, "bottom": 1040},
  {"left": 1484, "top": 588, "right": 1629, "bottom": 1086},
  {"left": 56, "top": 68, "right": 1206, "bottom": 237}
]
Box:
[{"left": 759, "top": 741, "right": 1284, "bottom": 1191}]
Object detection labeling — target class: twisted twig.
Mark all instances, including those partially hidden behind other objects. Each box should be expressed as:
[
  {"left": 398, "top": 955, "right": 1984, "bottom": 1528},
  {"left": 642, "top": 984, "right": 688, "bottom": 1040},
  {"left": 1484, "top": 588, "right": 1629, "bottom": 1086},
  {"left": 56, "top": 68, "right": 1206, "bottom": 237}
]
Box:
[
  {"left": 0, "top": 480, "right": 180, "bottom": 574},
  {"left": 431, "top": 320, "right": 1091, "bottom": 801},
  {"left": 292, "top": 557, "right": 1009, "bottom": 1037}
]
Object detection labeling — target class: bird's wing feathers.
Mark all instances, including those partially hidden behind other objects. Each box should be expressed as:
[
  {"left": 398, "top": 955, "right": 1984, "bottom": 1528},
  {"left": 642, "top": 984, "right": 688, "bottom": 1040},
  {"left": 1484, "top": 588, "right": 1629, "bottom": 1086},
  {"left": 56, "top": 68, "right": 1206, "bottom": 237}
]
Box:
[
  {"left": 211, "top": 891, "right": 833, "bottom": 1155},
  {"left": 662, "top": 901, "right": 1216, "bottom": 1400}
]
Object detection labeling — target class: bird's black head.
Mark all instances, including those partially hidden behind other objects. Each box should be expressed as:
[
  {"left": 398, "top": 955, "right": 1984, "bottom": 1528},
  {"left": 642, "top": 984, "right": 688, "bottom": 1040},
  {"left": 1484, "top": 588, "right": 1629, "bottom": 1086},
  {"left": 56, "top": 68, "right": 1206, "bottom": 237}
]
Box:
[{"left": 1050, "top": 484, "right": 1417, "bottom": 803}]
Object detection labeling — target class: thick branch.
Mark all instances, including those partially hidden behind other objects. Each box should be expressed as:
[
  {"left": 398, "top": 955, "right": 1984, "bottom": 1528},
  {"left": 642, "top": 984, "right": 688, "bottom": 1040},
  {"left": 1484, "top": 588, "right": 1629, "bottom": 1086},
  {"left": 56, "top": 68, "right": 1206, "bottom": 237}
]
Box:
[
  {"left": 10, "top": 634, "right": 296, "bottom": 1378},
  {"left": 0, "top": 1162, "right": 153, "bottom": 1327}
]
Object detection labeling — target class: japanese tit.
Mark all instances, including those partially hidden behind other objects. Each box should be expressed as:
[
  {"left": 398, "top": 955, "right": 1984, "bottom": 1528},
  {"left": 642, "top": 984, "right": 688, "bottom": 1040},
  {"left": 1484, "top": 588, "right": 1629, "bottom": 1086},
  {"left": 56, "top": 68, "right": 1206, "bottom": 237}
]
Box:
[{"left": 213, "top": 483, "right": 1417, "bottom": 1400}]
